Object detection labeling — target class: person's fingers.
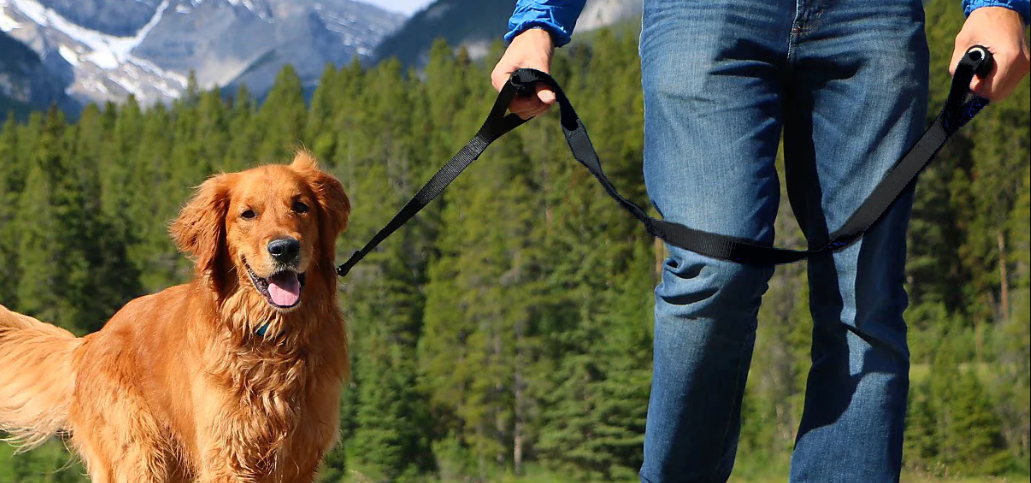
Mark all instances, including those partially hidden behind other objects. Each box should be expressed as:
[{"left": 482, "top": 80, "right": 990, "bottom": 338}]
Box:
[
  {"left": 948, "top": 47, "right": 963, "bottom": 77},
  {"left": 966, "top": 45, "right": 1029, "bottom": 101},
  {"left": 511, "top": 96, "right": 540, "bottom": 112},
  {"left": 986, "top": 46, "right": 1030, "bottom": 100},
  {"left": 499, "top": 71, "right": 556, "bottom": 119},
  {"left": 950, "top": 7, "right": 1030, "bottom": 102},
  {"left": 969, "top": 69, "right": 991, "bottom": 98},
  {"left": 491, "top": 66, "right": 510, "bottom": 93},
  {"left": 537, "top": 85, "right": 556, "bottom": 105},
  {"left": 511, "top": 97, "right": 545, "bottom": 119},
  {"left": 526, "top": 105, "right": 550, "bottom": 118},
  {"left": 511, "top": 96, "right": 556, "bottom": 120},
  {"left": 488, "top": 28, "right": 555, "bottom": 118},
  {"left": 951, "top": 36, "right": 994, "bottom": 95},
  {"left": 513, "top": 100, "right": 553, "bottom": 120},
  {"left": 510, "top": 83, "right": 560, "bottom": 119}
]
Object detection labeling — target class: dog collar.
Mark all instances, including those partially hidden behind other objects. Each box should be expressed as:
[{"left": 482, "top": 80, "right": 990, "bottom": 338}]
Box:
[{"left": 255, "top": 321, "right": 271, "bottom": 337}]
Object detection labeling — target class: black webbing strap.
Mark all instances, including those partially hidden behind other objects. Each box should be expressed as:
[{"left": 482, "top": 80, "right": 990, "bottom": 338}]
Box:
[
  {"left": 335, "top": 84, "right": 528, "bottom": 276},
  {"left": 338, "top": 46, "right": 993, "bottom": 276}
]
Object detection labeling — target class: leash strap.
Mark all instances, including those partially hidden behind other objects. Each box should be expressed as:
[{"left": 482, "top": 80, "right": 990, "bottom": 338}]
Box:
[
  {"left": 338, "top": 46, "right": 992, "bottom": 276},
  {"left": 336, "top": 83, "right": 529, "bottom": 276}
]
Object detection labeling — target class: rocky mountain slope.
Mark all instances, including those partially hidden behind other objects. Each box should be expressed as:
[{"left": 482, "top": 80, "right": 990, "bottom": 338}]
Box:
[
  {"left": 374, "top": 0, "right": 642, "bottom": 66},
  {"left": 0, "top": 29, "right": 74, "bottom": 116},
  {"left": 0, "top": 0, "right": 403, "bottom": 108}
]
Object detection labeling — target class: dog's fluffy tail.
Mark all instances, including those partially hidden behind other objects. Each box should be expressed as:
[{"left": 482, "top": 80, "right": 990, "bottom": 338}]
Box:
[{"left": 0, "top": 304, "right": 83, "bottom": 450}]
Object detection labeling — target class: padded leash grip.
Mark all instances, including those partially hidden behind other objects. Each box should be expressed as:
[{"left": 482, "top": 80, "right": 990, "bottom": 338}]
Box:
[{"left": 965, "top": 45, "right": 994, "bottom": 79}]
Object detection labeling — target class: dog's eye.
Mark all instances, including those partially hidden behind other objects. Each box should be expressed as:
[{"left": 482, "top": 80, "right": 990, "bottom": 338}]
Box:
[
  {"left": 241, "top": 209, "right": 256, "bottom": 220},
  {"left": 292, "top": 201, "right": 309, "bottom": 214}
]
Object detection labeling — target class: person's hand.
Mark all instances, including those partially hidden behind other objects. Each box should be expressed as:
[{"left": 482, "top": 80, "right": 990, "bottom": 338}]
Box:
[
  {"left": 491, "top": 28, "right": 556, "bottom": 119},
  {"left": 950, "top": 6, "right": 1030, "bottom": 101}
]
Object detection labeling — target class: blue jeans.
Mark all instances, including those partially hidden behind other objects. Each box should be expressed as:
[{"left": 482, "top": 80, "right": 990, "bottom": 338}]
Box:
[{"left": 638, "top": 0, "right": 929, "bottom": 481}]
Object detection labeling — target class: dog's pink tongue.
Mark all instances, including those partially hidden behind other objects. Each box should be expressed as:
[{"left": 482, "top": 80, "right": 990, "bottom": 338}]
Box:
[{"left": 268, "top": 273, "right": 300, "bottom": 307}]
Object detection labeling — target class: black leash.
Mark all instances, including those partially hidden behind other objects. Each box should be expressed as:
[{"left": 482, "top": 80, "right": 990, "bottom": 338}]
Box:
[{"left": 338, "top": 46, "right": 993, "bottom": 276}]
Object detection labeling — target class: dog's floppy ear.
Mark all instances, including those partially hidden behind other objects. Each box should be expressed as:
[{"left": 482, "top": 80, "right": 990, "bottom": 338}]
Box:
[
  {"left": 291, "top": 151, "right": 350, "bottom": 261},
  {"left": 171, "top": 174, "right": 234, "bottom": 279}
]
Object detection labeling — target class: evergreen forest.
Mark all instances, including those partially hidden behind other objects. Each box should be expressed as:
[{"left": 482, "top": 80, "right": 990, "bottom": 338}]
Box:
[{"left": 1, "top": 2, "right": 1029, "bottom": 481}]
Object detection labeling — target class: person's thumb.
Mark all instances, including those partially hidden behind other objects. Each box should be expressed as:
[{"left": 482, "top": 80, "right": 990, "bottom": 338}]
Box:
[{"left": 537, "top": 85, "right": 556, "bottom": 105}]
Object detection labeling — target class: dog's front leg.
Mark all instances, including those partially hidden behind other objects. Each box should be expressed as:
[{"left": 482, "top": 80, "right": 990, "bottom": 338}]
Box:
[
  {"left": 194, "top": 443, "right": 243, "bottom": 483},
  {"left": 195, "top": 428, "right": 274, "bottom": 483},
  {"left": 195, "top": 404, "right": 288, "bottom": 483},
  {"left": 195, "top": 466, "right": 245, "bottom": 483}
]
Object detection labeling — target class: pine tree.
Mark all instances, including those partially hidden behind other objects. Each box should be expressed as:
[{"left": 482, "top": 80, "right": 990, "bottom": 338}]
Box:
[
  {"left": 337, "top": 59, "right": 435, "bottom": 481},
  {"left": 307, "top": 64, "right": 339, "bottom": 160},
  {"left": 529, "top": 31, "right": 655, "bottom": 480},
  {"left": 71, "top": 105, "right": 143, "bottom": 331},
  {"left": 0, "top": 116, "right": 23, "bottom": 306},
  {"left": 197, "top": 88, "right": 230, "bottom": 164},
  {"left": 904, "top": 379, "right": 939, "bottom": 472},
  {"left": 222, "top": 84, "right": 259, "bottom": 173},
  {"left": 131, "top": 102, "right": 180, "bottom": 290},
  {"left": 942, "top": 370, "right": 1012, "bottom": 475},
  {"left": 257, "top": 65, "right": 307, "bottom": 162},
  {"left": 14, "top": 110, "right": 69, "bottom": 326},
  {"left": 998, "top": 165, "right": 1030, "bottom": 468}
]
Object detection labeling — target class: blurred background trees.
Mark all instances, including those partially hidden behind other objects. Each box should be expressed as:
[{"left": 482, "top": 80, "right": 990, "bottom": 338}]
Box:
[{"left": 1, "top": 1, "right": 1028, "bottom": 481}]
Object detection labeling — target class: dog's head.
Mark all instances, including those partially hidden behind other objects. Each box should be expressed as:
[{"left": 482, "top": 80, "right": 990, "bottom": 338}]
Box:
[{"left": 171, "top": 152, "right": 349, "bottom": 314}]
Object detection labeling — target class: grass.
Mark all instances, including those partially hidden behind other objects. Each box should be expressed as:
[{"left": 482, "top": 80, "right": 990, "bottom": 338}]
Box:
[
  {"left": 417, "top": 473, "right": 1031, "bottom": 483},
  {"left": 342, "top": 462, "right": 1031, "bottom": 483},
  {"left": 5, "top": 444, "right": 1029, "bottom": 483},
  {"left": 897, "top": 474, "right": 1031, "bottom": 483}
]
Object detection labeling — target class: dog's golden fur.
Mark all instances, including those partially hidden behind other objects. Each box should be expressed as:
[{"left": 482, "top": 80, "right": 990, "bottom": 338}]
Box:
[{"left": 0, "top": 152, "right": 350, "bottom": 482}]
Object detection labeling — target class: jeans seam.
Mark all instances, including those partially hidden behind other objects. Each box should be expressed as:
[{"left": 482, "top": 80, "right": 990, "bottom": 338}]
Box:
[{"left": 788, "top": 0, "right": 825, "bottom": 57}]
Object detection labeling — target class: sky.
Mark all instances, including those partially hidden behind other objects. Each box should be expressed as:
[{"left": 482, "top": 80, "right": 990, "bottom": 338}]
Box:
[{"left": 365, "top": 0, "right": 436, "bottom": 16}]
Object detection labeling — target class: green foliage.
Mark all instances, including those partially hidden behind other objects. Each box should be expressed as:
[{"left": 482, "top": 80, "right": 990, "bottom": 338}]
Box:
[
  {"left": 0, "top": 440, "right": 89, "bottom": 483},
  {"left": 257, "top": 65, "right": 307, "bottom": 162},
  {"left": 0, "top": 116, "right": 23, "bottom": 306},
  {"left": 0, "top": 2, "right": 1028, "bottom": 480}
]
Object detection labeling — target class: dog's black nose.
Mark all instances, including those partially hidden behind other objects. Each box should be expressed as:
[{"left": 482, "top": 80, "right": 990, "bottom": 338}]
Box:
[{"left": 268, "top": 238, "right": 300, "bottom": 263}]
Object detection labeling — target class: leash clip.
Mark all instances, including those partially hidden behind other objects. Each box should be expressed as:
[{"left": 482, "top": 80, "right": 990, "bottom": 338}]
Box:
[{"left": 337, "top": 250, "right": 360, "bottom": 277}]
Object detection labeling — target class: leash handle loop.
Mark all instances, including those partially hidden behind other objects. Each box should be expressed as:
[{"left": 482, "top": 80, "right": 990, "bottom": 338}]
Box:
[
  {"left": 942, "top": 46, "right": 992, "bottom": 134},
  {"left": 336, "top": 79, "right": 528, "bottom": 277}
]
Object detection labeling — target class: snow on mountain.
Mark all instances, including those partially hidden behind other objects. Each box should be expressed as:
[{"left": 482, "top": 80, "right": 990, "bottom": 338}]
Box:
[
  {"left": 34, "top": 0, "right": 164, "bottom": 37},
  {"left": 0, "top": 0, "right": 403, "bottom": 107},
  {"left": 1, "top": 0, "right": 186, "bottom": 104}
]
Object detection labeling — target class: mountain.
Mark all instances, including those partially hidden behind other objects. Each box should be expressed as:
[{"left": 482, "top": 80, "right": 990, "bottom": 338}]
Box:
[
  {"left": 0, "top": 29, "right": 75, "bottom": 117},
  {"left": 0, "top": 0, "right": 404, "bottom": 109},
  {"left": 374, "top": 0, "right": 643, "bottom": 66},
  {"left": 29, "top": 0, "right": 165, "bottom": 37}
]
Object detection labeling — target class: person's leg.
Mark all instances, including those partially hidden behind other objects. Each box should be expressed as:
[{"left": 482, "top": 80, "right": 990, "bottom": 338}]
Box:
[
  {"left": 781, "top": 0, "right": 930, "bottom": 481},
  {"left": 638, "top": 1, "right": 795, "bottom": 481}
]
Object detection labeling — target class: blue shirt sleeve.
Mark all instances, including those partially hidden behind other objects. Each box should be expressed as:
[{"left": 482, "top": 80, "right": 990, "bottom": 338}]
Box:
[
  {"left": 964, "top": 0, "right": 1030, "bottom": 24},
  {"left": 505, "top": 0, "right": 588, "bottom": 47}
]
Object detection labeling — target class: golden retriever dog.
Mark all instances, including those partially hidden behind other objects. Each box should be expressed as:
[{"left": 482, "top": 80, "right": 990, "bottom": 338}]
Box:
[{"left": 0, "top": 152, "right": 350, "bottom": 482}]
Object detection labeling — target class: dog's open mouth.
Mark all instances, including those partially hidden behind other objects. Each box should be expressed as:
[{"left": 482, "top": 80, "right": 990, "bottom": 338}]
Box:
[{"left": 243, "top": 260, "right": 306, "bottom": 309}]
